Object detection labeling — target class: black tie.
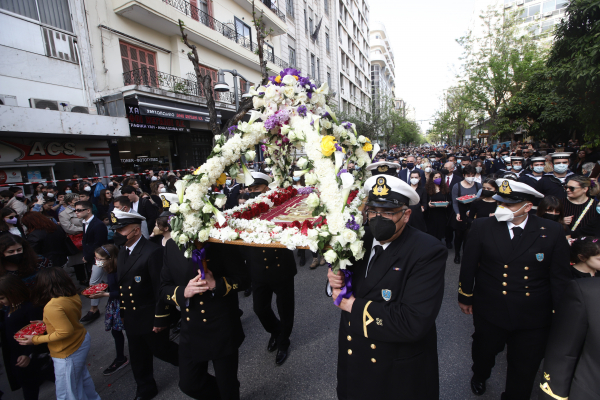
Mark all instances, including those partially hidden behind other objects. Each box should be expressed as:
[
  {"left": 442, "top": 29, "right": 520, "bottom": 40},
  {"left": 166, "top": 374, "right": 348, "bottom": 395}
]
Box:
[
  {"left": 124, "top": 248, "right": 131, "bottom": 261},
  {"left": 366, "top": 245, "right": 384, "bottom": 277},
  {"left": 512, "top": 227, "right": 523, "bottom": 246}
]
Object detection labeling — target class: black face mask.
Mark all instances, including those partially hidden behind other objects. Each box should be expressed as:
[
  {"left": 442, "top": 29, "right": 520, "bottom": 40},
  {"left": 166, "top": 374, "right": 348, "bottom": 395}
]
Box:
[
  {"left": 543, "top": 213, "right": 560, "bottom": 222},
  {"left": 369, "top": 213, "right": 403, "bottom": 242},
  {"left": 3, "top": 253, "right": 24, "bottom": 265},
  {"left": 113, "top": 231, "right": 131, "bottom": 247},
  {"left": 441, "top": 168, "right": 450, "bottom": 175},
  {"left": 248, "top": 192, "right": 261, "bottom": 199},
  {"left": 406, "top": 163, "right": 414, "bottom": 169},
  {"left": 481, "top": 190, "right": 495, "bottom": 198},
  {"left": 401, "top": 163, "right": 407, "bottom": 168}
]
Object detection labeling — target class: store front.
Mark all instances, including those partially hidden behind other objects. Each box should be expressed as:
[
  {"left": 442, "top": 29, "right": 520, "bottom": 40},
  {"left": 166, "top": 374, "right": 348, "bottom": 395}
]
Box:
[{"left": 0, "top": 138, "right": 113, "bottom": 195}]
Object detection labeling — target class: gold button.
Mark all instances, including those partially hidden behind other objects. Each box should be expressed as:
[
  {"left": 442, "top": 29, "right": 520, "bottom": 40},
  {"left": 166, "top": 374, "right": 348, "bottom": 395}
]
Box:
[
  {"left": 266, "top": 266, "right": 269, "bottom": 269},
  {"left": 348, "top": 321, "right": 350, "bottom": 326},
  {"left": 348, "top": 349, "right": 352, "bottom": 355},
  {"left": 525, "top": 267, "right": 529, "bottom": 270},
  {"left": 347, "top": 335, "right": 352, "bottom": 341},
  {"left": 371, "top": 358, "right": 376, "bottom": 363},
  {"left": 130, "top": 293, "right": 133, "bottom": 296},
  {"left": 277, "top": 264, "right": 280, "bottom": 267},
  {"left": 525, "top": 286, "right": 529, "bottom": 288},
  {"left": 502, "top": 282, "right": 507, "bottom": 286},
  {"left": 371, "top": 344, "right": 376, "bottom": 349},
  {"left": 133, "top": 307, "right": 136, "bottom": 310},
  {"left": 263, "top": 250, "right": 265, "bottom": 253},
  {"left": 120, "top": 293, "right": 123, "bottom": 296},
  {"left": 203, "top": 319, "right": 207, "bottom": 322},
  {"left": 122, "top": 307, "right": 125, "bottom": 309},
  {"left": 186, "top": 308, "right": 189, "bottom": 312},
  {"left": 200, "top": 302, "right": 204, "bottom": 305},
  {"left": 119, "top": 286, "right": 122, "bottom": 289},
  {"left": 129, "top": 286, "right": 131, "bottom": 289},
  {"left": 131, "top": 300, "right": 134, "bottom": 303},
  {"left": 186, "top": 317, "right": 190, "bottom": 321},
  {"left": 526, "top": 293, "right": 530, "bottom": 296},
  {"left": 504, "top": 265, "right": 508, "bottom": 269},
  {"left": 276, "top": 257, "right": 279, "bottom": 259},
  {"left": 264, "top": 258, "right": 267, "bottom": 261},
  {"left": 502, "top": 291, "right": 507, "bottom": 295},
  {"left": 201, "top": 310, "right": 205, "bottom": 313},
  {"left": 503, "top": 273, "right": 507, "bottom": 277},
  {"left": 524, "top": 276, "right": 529, "bottom": 280}
]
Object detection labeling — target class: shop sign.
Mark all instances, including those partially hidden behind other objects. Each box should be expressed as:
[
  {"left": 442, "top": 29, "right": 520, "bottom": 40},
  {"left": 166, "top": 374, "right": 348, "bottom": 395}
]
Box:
[
  {"left": 138, "top": 105, "right": 213, "bottom": 122},
  {"left": 0, "top": 140, "right": 86, "bottom": 161},
  {"left": 27, "top": 170, "right": 43, "bottom": 182},
  {"left": 0, "top": 169, "right": 22, "bottom": 184},
  {"left": 120, "top": 157, "right": 159, "bottom": 163},
  {"left": 126, "top": 106, "right": 190, "bottom": 132}
]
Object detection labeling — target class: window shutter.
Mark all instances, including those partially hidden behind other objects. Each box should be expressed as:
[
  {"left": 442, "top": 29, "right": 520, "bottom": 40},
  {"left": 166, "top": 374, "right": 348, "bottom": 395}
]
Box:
[{"left": 120, "top": 41, "right": 158, "bottom": 87}]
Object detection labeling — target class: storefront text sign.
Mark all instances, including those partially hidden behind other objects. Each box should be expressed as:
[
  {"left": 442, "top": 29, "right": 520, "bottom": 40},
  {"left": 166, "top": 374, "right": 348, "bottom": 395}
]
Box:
[
  {"left": 127, "top": 106, "right": 191, "bottom": 132},
  {"left": 120, "top": 158, "right": 159, "bottom": 163},
  {"left": 0, "top": 140, "right": 86, "bottom": 161}
]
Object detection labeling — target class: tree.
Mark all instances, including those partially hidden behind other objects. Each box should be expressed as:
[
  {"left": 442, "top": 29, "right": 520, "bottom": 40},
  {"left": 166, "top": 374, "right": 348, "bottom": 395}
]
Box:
[
  {"left": 178, "top": 0, "right": 271, "bottom": 135},
  {"left": 389, "top": 116, "right": 422, "bottom": 146},
  {"left": 457, "top": 6, "right": 547, "bottom": 141},
  {"left": 547, "top": 0, "right": 600, "bottom": 144},
  {"left": 429, "top": 85, "right": 473, "bottom": 146}
]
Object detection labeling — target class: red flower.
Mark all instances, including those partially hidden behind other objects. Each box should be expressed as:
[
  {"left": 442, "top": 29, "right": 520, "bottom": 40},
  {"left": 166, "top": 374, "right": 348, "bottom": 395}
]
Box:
[
  {"left": 347, "top": 189, "right": 358, "bottom": 204},
  {"left": 241, "top": 210, "right": 253, "bottom": 220},
  {"left": 291, "top": 188, "right": 298, "bottom": 196},
  {"left": 233, "top": 212, "right": 242, "bottom": 219},
  {"left": 290, "top": 220, "right": 302, "bottom": 229},
  {"left": 258, "top": 203, "right": 269, "bottom": 213}
]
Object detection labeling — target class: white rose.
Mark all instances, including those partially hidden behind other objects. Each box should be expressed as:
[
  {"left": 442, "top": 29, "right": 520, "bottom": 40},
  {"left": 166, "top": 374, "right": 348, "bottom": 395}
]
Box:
[
  {"left": 295, "top": 130, "right": 306, "bottom": 140},
  {"left": 184, "top": 248, "right": 193, "bottom": 258},
  {"left": 280, "top": 125, "right": 291, "bottom": 135},
  {"left": 296, "top": 92, "right": 308, "bottom": 103},
  {"left": 228, "top": 230, "right": 239, "bottom": 240},
  {"left": 264, "top": 85, "right": 279, "bottom": 101},
  {"left": 283, "top": 86, "right": 295, "bottom": 98},
  {"left": 179, "top": 203, "right": 191, "bottom": 213},
  {"left": 265, "top": 158, "right": 272, "bottom": 165},
  {"left": 178, "top": 233, "right": 189, "bottom": 245},
  {"left": 341, "top": 229, "right": 357, "bottom": 244},
  {"left": 358, "top": 135, "right": 367, "bottom": 144},
  {"left": 349, "top": 240, "right": 364, "bottom": 258},
  {"left": 214, "top": 196, "right": 227, "bottom": 208},
  {"left": 202, "top": 203, "right": 213, "bottom": 214},
  {"left": 197, "top": 229, "right": 210, "bottom": 242},
  {"left": 306, "top": 192, "right": 320, "bottom": 208},
  {"left": 355, "top": 213, "right": 363, "bottom": 225},
  {"left": 253, "top": 96, "right": 265, "bottom": 109},
  {"left": 282, "top": 74, "right": 297, "bottom": 86},
  {"left": 324, "top": 249, "right": 337, "bottom": 264},
  {"left": 305, "top": 173, "right": 318, "bottom": 185},
  {"left": 245, "top": 150, "right": 256, "bottom": 160},
  {"left": 349, "top": 135, "right": 358, "bottom": 146},
  {"left": 297, "top": 157, "right": 308, "bottom": 169},
  {"left": 169, "top": 203, "right": 180, "bottom": 214},
  {"left": 288, "top": 131, "right": 297, "bottom": 141},
  {"left": 213, "top": 144, "right": 221, "bottom": 153},
  {"left": 357, "top": 157, "right": 366, "bottom": 167},
  {"left": 321, "top": 119, "right": 332, "bottom": 130}
]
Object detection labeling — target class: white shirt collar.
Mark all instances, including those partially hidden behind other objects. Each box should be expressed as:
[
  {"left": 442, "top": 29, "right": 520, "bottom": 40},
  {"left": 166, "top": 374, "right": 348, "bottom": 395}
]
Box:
[
  {"left": 507, "top": 215, "right": 528, "bottom": 231},
  {"left": 371, "top": 238, "right": 392, "bottom": 251},
  {"left": 126, "top": 236, "right": 142, "bottom": 253},
  {"left": 83, "top": 214, "right": 94, "bottom": 224},
  {"left": 132, "top": 200, "right": 139, "bottom": 211}
]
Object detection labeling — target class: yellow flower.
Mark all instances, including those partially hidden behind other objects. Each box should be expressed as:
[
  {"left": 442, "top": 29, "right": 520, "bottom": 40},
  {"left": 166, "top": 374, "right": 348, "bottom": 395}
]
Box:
[
  {"left": 275, "top": 76, "right": 282, "bottom": 83},
  {"left": 216, "top": 173, "right": 227, "bottom": 185},
  {"left": 362, "top": 142, "right": 373, "bottom": 152},
  {"left": 193, "top": 166, "right": 202, "bottom": 175},
  {"left": 321, "top": 135, "right": 337, "bottom": 157},
  {"left": 293, "top": 75, "right": 299, "bottom": 80}
]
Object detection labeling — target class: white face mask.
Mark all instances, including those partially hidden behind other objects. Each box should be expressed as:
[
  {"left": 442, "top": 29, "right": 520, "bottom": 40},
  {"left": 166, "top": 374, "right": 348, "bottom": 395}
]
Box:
[
  {"left": 151, "top": 176, "right": 158, "bottom": 181},
  {"left": 513, "top": 165, "right": 522, "bottom": 171},
  {"left": 475, "top": 167, "right": 482, "bottom": 173},
  {"left": 96, "top": 260, "right": 105, "bottom": 267},
  {"left": 410, "top": 178, "right": 420, "bottom": 185},
  {"left": 424, "top": 167, "right": 432, "bottom": 173},
  {"left": 495, "top": 203, "right": 527, "bottom": 222},
  {"left": 533, "top": 166, "right": 545, "bottom": 173},
  {"left": 506, "top": 165, "right": 512, "bottom": 170},
  {"left": 159, "top": 187, "right": 167, "bottom": 193},
  {"left": 84, "top": 186, "right": 91, "bottom": 192},
  {"left": 465, "top": 177, "right": 475, "bottom": 183}
]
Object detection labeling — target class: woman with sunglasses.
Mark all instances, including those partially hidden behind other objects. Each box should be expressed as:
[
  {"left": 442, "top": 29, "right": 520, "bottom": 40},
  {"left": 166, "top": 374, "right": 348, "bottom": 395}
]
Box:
[{"left": 562, "top": 175, "right": 600, "bottom": 238}]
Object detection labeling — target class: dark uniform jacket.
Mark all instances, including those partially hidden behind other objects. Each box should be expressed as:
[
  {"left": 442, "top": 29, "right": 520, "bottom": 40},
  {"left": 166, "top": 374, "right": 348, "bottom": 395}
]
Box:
[
  {"left": 540, "top": 278, "right": 600, "bottom": 400},
  {"left": 338, "top": 226, "right": 447, "bottom": 400},
  {"left": 82, "top": 216, "right": 108, "bottom": 264},
  {"left": 518, "top": 173, "right": 544, "bottom": 206},
  {"left": 223, "top": 184, "right": 241, "bottom": 210},
  {"left": 458, "top": 215, "right": 571, "bottom": 330},
  {"left": 537, "top": 171, "right": 575, "bottom": 201},
  {"left": 118, "top": 236, "right": 170, "bottom": 335},
  {"left": 242, "top": 247, "right": 296, "bottom": 284},
  {"left": 159, "top": 240, "right": 249, "bottom": 360}
]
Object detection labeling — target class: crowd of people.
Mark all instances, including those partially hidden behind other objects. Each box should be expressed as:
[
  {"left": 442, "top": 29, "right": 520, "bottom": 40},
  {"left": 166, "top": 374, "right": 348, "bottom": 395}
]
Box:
[{"left": 0, "top": 138, "right": 599, "bottom": 400}]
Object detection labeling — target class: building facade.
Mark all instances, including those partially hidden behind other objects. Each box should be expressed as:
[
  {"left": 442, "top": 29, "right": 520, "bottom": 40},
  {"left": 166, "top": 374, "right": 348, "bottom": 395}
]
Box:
[
  {"left": 0, "top": 0, "right": 128, "bottom": 194},
  {"left": 504, "top": 0, "right": 568, "bottom": 40},
  {"left": 336, "top": 0, "right": 371, "bottom": 115},
  {"left": 369, "top": 22, "right": 395, "bottom": 109}
]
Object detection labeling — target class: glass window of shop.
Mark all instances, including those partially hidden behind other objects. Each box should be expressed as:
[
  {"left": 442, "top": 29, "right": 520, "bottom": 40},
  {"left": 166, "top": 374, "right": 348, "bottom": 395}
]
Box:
[{"left": 118, "top": 134, "right": 173, "bottom": 173}]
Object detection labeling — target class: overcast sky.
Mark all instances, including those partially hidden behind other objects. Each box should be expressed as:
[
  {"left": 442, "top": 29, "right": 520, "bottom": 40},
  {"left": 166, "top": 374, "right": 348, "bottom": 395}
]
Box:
[{"left": 370, "top": 0, "right": 495, "bottom": 132}]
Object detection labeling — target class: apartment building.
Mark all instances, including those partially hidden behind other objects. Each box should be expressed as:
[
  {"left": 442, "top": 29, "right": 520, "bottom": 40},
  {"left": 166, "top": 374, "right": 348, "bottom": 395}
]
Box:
[
  {"left": 280, "top": 0, "right": 338, "bottom": 105},
  {"left": 336, "top": 0, "right": 371, "bottom": 115},
  {"left": 504, "top": 0, "right": 569, "bottom": 40},
  {"left": 369, "top": 22, "right": 395, "bottom": 110},
  {"left": 0, "top": 0, "right": 128, "bottom": 193},
  {"left": 85, "top": 0, "right": 289, "bottom": 171}
]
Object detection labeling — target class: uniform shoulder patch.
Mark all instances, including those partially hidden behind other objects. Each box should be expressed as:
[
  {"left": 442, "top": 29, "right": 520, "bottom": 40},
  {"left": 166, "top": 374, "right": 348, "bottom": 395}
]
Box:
[{"left": 111, "top": 212, "right": 117, "bottom": 224}]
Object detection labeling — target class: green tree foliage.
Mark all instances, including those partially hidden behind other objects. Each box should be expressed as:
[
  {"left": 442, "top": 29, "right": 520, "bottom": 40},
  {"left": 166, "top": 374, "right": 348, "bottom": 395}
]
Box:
[
  {"left": 547, "top": 0, "right": 600, "bottom": 144},
  {"left": 389, "top": 115, "right": 423, "bottom": 146},
  {"left": 428, "top": 86, "right": 473, "bottom": 145}
]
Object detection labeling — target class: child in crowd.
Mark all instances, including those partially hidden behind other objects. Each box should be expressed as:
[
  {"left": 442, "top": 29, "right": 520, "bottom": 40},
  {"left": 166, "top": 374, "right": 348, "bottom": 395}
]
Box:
[{"left": 569, "top": 236, "right": 600, "bottom": 279}]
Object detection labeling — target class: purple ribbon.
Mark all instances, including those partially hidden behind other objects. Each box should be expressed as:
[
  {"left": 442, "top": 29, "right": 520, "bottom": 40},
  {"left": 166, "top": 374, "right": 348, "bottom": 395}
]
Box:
[
  {"left": 332, "top": 267, "right": 353, "bottom": 306},
  {"left": 192, "top": 246, "right": 210, "bottom": 279}
]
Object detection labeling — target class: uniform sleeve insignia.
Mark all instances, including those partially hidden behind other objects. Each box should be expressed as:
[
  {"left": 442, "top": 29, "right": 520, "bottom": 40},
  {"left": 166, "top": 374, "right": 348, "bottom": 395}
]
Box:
[
  {"left": 377, "top": 165, "right": 389, "bottom": 173},
  {"left": 499, "top": 180, "right": 512, "bottom": 195},
  {"left": 544, "top": 372, "right": 550, "bottom": 381},
  {"left": 376, "top": 318, "right": 383, "bottom": 326},
  {"left": 134, "top": 276, "right": 141, "bottom": 282},
  {"left": 167, "top": 295, "right": 171, "bottom": 300},
  {"left": 536, "top": 253, "right": 544, "bottom": 261},
  {"left": 372, "top": 177, "right": 390, "bottom": 197},
  {"left": 111, "top": 212, "right": 117, "bottom": 224},
  {"left": 381, "top": 289, "right": 391, "bottom": 301},
  {"left": 161, "top": 195, "right": 171, "bottom": 209}
]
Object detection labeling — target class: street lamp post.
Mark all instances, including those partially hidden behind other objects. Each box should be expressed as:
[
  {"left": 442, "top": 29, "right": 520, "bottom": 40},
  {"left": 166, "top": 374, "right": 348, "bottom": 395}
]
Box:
[{"left": 214, "top": 69, "right": 251, "bottom": 112}]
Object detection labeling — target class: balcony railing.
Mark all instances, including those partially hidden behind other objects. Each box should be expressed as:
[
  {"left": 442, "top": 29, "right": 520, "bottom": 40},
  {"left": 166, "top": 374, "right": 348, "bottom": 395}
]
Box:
[
  {"left": 260, "top": 0, "right": 286, "bottom": 22},
  {"left": 163, "top": 0, "right": 288, "bottom": 70},
  {"left": 123, "top": 68, "right": 242, "bottom": 105}
]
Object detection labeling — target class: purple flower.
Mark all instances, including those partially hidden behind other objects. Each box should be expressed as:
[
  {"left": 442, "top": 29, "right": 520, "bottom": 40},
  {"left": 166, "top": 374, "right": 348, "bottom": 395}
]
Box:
[
  {"left": 281, "top": 68, "right": 301, "bottom": 78},
  {"left": 337, "top": 168, "right": 348, "bottom": 177},
  {"left": 297, "top": 187, "right": 315, "bottom": 194},
  {"left": 261, "top": 144, "right": 267, "bottom": 152},
  {"left": 345, "top": 215, "right": 360, "bottom": 230},
  {"left": 343, "top": 122, "right": 353, "bottom": 130},
  {"left": 228, "top": 125, "right": 238, "bottom": 135},
  {"left": 297, "top": 105, "right": 307, "bottom": 117},
  {"left": 310, "top": 119, "right": 314, "bottom": 126},
  {"left": 322, "top": 112, "right": 330, "bottom": 119},
  {"left": 307, "top": 91, "right": 313, "bottom": 99},
  {"left": 334, "top": 143, "right": 343, "bottom": 152}
]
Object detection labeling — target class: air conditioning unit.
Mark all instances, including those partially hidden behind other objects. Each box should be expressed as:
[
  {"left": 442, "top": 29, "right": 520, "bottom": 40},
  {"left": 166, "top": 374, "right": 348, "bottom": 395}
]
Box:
[
  {"left": 0, "top": 94, "right": 18, "bottom": 106},
  {"left": 29, "top": 99, "right": 70, "bottom": 111},
  {"left": 69, "top": 105, "right": 90, "bottom": 114},
  {"left": 516, "top": 0, "right": 524, "bottom": 5},
  {"left": 544, "top": 11, "right": 552, "bottom": 17}
]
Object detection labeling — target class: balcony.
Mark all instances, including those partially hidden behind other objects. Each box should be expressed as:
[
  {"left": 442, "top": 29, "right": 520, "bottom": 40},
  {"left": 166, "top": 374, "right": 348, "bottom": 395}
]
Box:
[
  {"left": 231, "top": 0, "right": 287, "bottom": 34},
  {"left": 123, "top": 68, "right": 243, "bottom": 106},
  {"left": 113, "top": 0, "right": 288, "bottom": 73}
]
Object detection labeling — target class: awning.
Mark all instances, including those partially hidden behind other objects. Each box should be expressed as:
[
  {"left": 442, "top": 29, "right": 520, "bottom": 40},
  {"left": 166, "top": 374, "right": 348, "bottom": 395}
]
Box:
[{"left": 132, "top": 95, "right": 222, "bottom": 124}]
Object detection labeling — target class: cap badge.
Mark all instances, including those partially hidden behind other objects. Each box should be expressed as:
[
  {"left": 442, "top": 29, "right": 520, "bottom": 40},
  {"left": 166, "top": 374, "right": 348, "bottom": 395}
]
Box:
[
  {"left": 372, "top": 177, "right": 390, "bottom": 197},
  {"left": 110, "top": 212, "right": 117, "bottom": 224},
  {"left": 499, "top": 181, "right": 512, "bottom": 195},
  {"left": 536, "top": 253, "right": 544, "bottom": 262},
  {"left": 381, "top": 289, "right": 391, "bottom": 301},
  {"left": 161, "top": 195, "right": 171, "bottom": 209},
  {"left": 377, "top": 165, "right": 389, "bottom": 173}
]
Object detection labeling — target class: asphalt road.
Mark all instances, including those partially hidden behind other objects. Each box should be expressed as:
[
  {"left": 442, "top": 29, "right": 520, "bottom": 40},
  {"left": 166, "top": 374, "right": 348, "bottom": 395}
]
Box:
[{"left": 1, "top": 248, "right": 542, "bottom": 399}]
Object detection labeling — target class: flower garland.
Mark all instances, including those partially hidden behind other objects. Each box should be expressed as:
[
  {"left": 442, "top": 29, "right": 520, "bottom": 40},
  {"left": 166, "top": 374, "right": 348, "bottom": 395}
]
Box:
[{"left": 170, "top": 68, "right": 373, "bottom": 272}]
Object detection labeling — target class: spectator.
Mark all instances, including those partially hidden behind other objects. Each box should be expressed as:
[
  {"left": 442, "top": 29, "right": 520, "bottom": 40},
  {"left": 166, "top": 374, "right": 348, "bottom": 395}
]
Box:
[
  {"left": 59, "top": 193, "right": 86, "bottom": 285},
  {"left": 122, "top": 178, "right": 141, "bottom": 194},
  {"left": 0, "top": 207, "right": 26, "bottom": 237},
  {"left": 8, "top": 186, "right": 30, "bottom": 207},
  {"left": 121, "top": 185, "right": 159, "bottom": 231},
  {"left": 571, "top": 149, "right": 587, "bottom": 175},
  {"left": 99, "top": 213, "right": 114, "bottom": 243},
  {"left": 77, "top": 191, "right": 98, "bottom": 216},
  {"left": 18, "top": 267, "right": 101, "bottom": 400},
  {"left": 166, "top": 175, "right": 178, "bottom": 193},
  {"left": 31, "top": 184, "right": 45, "bottom": 203},
  {"left": 96, "top": 189, "right": 114, "bottom": 217},
  {"left": 0, "top": 234, "right": 52, "bottom": 287},
  {"left": 32, "top": 196, "right": 59, "bottom": 221},
  {"left": 581, "top": 162, "right": 595, "bottom": 178},
  {"left": 22, "top": 211, "right": 68, "bottom": 267},
  {"left": 568, "top": 236, "right": 600, "bottom": 279},
  {"left": 113, "top": 196, "right": 149, "bottom": 239},
  {"left": 0, "top": 190, "right": 27, "bottom": 217},
  {"left": 111, "top": 178, "right": 123, "bottom": 197}
]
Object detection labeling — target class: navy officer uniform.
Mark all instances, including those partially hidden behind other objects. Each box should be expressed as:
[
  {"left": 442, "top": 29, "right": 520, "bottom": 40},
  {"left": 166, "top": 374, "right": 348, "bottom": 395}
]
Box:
[
  {"left": 241, "top": 172, "right": 297, "bottom": 366},
  {"left": 112, "top": 209, "right": 179, "bottom": 400},
  {"left": 329, "top": 175, "right": 447, "bottom": 400},
  {"left": 537, "top": 152, "right": 575, "bottom": 202},
  {"left": 458, "top": 179, "right": 571, "bottom": 400},
  {"left": 160, "top": 239, "right": 249, "bottom": 400},
  {"left": 518, "top": 156, "right": 546, "bottom": 208}
]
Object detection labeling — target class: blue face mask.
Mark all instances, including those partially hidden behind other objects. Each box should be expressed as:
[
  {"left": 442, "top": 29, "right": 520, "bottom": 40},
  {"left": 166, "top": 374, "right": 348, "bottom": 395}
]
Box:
[
  {"left": 554, "top": 164, "right": 568, "bottom": 174},
  {"left": 225, "top": 180, "right": 232, "bottom": 186},
  {"left": 293, "top": 177, "right": 300, "bottom": 182},
  {"left": 65, "top": 190, "right": 72, "bottom": 194},
  {"left": 533, "top": 166, "right": 545, "bottom": 174},
  {"left": 355, "top": 165, "right": 361, "bottom": 170}
]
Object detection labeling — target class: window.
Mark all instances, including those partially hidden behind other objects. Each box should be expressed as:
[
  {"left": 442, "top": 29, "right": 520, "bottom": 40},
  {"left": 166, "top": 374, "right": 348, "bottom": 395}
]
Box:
[
  {"left": 324, "top": 0, "right": 329, "bottom": 15},
  {"left": 1, "top": 0, "right": 73, "bottom": 32},
  {"left": 306, "top": 49, "right": 309, "bottom": 72},
  {"left": 198, "top": 64, "right": 221, "bottom": 99},
  {"left": 235, "top": 17, "right": 252, "bottom": 47},
  {"left": 288, "top": 37, "right": 297, "bottom": 67},
  {"left": 286, "top": 0, "right": 294, "bottom": 17},
  {"left": 317, "top": 58, "right": 321, "bottom": 81},
  {"left": 326, "top": 32, "right": 330, "bottom": 53},
  {"left": 120, "top": 41, "right": 157, "bottom": 87},
  {"left": 542, "top": 19, "right": 555, "bottom": 32},
  {"left": 542, "top": 0, "right": 555, "bottom": 13},
  {"left": 309, "top": 17, "right": 314, "bottom": 35},
  {"left": 339, "top": 24, "right": 343, "bottom": 43},
  {"left": 264, "top": 43, "right": 275, "bottom": 63},
  {"left": 305, "top": 9, "right": 308, "bottom": 33},
  {"left": 311, "top": 54, "right": 316, "bottom": 77},
  {"left": 190, "top": 0, "right": 211, "bottom": 25},
  {"left": 327, "top": 68, "right": 331, "bottom": 87}
]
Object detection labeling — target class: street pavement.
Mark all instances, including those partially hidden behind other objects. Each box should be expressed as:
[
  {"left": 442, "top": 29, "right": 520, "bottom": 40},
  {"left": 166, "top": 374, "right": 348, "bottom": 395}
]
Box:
[{"left": 1, "top": 247, "right": 542, "bottom": 399}]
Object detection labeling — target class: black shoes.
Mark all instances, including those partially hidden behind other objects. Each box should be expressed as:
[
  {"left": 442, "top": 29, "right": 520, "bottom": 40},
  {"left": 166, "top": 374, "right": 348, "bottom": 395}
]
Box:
[
  {"left": 103, "top": 357, "right": 129, "bottom": 376},
  {"left": 267, "top": 335, "right": 278, "bottom": 352},
  {"left": 133, "top": 388, "right": 158, "bottom": 400},
  {"left": 275, "top": 348, "right": 289, "bottom": 366},
  {"left": 80, "top": 310, "right": 100, "bottom": 323},
  {"left": 470, "top": 376, "right": 486, "bottom": 396},
  {"left": 454, "top": 254, "right": 461, "bottom": 264}
]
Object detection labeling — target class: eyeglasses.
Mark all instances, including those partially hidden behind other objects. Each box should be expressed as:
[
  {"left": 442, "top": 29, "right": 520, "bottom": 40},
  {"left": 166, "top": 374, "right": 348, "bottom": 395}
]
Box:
[
  {"left": 74, "top": 208, "right": 89, "bottom": 212},
  {"left": 565, "top": 186, "right": 581, "bottom": 192},
  {"left": 366, "top": 209, "right": 405, "bottom": 219}
]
